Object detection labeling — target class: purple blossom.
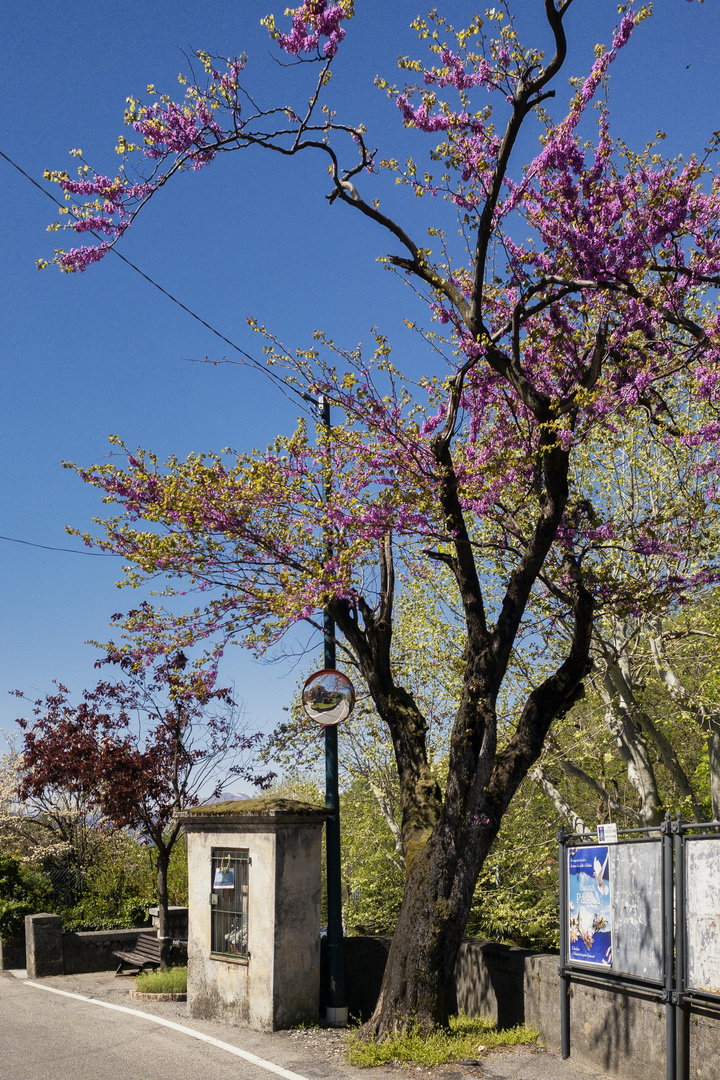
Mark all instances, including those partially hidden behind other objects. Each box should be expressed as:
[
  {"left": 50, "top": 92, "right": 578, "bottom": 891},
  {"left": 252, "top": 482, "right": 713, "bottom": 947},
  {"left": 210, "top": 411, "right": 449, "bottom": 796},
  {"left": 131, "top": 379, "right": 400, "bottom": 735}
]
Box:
[{"left": 277, "top": 1, "right": 347, "bottom": 59}]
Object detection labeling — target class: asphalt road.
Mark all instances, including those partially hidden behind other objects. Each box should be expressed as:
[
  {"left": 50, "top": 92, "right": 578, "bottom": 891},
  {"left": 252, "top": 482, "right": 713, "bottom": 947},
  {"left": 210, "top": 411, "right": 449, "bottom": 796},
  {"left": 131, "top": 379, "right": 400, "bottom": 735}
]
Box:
[{"left": 0, "top": 970, "right": 618, "bottom": 1080}]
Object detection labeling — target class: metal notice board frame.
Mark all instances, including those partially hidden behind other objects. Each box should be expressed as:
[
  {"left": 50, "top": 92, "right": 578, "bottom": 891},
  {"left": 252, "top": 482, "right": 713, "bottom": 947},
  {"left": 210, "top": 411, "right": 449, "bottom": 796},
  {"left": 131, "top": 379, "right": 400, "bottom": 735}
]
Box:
[{"left": 559, "top": 814, "right": 720, "bottom": 1080}]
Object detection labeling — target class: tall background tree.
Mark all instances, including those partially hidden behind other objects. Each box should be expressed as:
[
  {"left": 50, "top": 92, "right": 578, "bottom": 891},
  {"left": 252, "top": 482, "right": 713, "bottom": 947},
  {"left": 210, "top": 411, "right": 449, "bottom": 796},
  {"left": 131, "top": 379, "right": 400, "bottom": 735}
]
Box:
[{"left": 39, "top": 0, "right": 720, "bottom": 1033}]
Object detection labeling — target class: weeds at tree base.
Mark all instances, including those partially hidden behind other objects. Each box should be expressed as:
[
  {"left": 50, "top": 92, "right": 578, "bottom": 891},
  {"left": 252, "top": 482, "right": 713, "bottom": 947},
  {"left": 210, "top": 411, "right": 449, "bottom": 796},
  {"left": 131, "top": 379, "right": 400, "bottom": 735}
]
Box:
[
  {"left": 134, "top": 965, "right": 187, "bottom": 995},
  {"left": 346, "top": 1014, "right": 539, "bottom": 1067}
]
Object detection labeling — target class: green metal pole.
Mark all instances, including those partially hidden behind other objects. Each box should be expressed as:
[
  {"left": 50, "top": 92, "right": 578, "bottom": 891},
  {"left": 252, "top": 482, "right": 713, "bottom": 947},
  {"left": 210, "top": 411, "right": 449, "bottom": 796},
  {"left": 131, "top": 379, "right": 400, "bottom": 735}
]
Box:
[
  {"left": 558, "top": 829, "right": 571, "bottom": 1060},
  {"left": 319, "top": 395, "right": 347, "bottom": 1026},
  {"left": 662, "top": 813, "right": 676, "bottom": 1080}
]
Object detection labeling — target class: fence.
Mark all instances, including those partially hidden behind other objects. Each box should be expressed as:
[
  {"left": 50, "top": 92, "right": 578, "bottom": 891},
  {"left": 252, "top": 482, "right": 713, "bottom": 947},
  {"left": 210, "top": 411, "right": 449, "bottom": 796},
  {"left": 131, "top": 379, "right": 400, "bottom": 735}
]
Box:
[{"left": 559, "top": 814, "right": 720, "bottom": 1080}]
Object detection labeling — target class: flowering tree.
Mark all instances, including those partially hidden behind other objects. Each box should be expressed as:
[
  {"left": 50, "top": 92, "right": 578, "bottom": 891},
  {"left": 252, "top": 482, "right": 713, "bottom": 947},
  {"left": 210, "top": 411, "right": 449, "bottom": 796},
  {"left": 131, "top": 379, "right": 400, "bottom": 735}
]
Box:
[
  {"left": 42, "top": 0, "right": 720, "bottom": 1032},
  {"left": 16, "top": 650, "right": 265, "bottom": 966},
  {"left": 0, "top": 747, "right": 107, "bottom": 904}
]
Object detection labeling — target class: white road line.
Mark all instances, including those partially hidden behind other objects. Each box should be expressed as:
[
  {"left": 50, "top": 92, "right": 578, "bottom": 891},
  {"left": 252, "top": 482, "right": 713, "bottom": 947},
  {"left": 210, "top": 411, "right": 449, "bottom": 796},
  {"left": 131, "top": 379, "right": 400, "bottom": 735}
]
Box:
[{"left": 24, "top": 981, "right": 312, "bottom": 1080}]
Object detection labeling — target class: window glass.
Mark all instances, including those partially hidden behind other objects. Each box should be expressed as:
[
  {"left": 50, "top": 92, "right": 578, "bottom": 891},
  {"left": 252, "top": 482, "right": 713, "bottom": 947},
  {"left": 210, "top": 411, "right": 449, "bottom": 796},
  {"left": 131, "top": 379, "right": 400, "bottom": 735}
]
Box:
[{"left": 210, "top": 847, "right": 250, "bottom": 958}]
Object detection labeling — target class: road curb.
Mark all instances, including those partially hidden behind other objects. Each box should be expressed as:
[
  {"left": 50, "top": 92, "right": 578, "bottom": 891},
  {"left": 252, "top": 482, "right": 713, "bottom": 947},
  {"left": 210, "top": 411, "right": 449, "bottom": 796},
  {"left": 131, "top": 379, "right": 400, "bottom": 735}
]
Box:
[{"left": 129, "top": 989, "right": 187, "bottom": 1001}]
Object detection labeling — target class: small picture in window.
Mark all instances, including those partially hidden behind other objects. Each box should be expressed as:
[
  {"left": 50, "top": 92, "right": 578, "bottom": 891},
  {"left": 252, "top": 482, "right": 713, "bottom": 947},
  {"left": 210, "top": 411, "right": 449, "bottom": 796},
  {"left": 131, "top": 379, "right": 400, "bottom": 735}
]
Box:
[{"left": 214, "top": 867, "right": 235, "bottom": 889}]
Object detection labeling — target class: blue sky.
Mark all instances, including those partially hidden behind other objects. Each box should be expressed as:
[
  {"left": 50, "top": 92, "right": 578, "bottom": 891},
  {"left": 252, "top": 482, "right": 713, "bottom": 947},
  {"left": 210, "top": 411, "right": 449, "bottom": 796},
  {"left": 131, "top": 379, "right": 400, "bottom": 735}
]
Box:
[{"left": 2, "top": 1, "right": 719, "bottom": 754}]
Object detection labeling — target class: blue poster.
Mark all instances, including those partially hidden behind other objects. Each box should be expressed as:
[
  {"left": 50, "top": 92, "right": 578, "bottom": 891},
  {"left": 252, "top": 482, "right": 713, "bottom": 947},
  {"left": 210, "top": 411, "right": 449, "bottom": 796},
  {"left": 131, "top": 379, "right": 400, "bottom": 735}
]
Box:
[{"left": 568, "top": 845, "right": 613, "bottom": 967}]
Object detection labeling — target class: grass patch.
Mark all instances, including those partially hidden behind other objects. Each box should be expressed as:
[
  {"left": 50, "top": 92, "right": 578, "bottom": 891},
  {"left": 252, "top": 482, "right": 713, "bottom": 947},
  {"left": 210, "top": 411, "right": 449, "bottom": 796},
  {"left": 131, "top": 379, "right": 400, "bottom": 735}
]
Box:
[
  {"left": 134, "top": 965, "right": 187, "bottom": 994},
  {"left": 346, "top": 1014, "right": 538, "bottom": 1067}
]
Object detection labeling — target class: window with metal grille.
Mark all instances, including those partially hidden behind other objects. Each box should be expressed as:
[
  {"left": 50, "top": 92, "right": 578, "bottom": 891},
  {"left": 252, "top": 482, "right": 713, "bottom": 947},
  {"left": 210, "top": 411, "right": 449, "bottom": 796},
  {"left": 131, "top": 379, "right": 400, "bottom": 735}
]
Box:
[{"left": 210, "top": 848, "right": 250, "bottom": 959}]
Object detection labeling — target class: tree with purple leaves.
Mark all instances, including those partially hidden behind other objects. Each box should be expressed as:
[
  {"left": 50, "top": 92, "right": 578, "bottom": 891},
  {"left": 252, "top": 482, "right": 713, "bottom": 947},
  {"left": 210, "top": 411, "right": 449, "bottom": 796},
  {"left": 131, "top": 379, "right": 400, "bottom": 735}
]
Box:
[
  {"left": 42, "top": 0, "right": 720, "bottom": 1033},
  {"left": 16, "top": 650, "right": 266, "bottom": 968}
]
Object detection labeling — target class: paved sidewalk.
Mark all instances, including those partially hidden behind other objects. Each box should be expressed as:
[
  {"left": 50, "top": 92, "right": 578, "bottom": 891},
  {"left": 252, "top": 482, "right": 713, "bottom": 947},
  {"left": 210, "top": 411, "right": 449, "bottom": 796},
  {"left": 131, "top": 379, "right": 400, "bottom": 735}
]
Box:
[{"left": 6, "top": 969, "right": 619, "bottom": 1080}]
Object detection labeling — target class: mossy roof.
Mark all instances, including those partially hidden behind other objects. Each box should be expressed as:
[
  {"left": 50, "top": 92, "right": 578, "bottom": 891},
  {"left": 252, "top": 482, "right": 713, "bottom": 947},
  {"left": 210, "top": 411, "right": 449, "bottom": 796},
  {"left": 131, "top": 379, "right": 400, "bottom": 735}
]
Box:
[{"left": 186, "top": 796, "right": 327, "bottom": 817}]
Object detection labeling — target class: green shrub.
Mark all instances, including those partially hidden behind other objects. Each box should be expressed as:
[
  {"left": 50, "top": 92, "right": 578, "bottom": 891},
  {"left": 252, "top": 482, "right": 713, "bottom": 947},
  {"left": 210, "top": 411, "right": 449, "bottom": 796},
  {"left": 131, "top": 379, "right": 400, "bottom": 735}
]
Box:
[
  {"left": 61, "top": 893, "right": 155, "bottom": 932},
  {"left": 135, "top": 965, "right": 187, "bottom": 994},
  {"left": 59, "top": 829, "right": 188, "bottom": 931},
  {"left": 346, "top": 1015, "right": 538, "bottom": 1067},
  {"left": 0, "top": 855, "right": 52, "bottom": 939}
]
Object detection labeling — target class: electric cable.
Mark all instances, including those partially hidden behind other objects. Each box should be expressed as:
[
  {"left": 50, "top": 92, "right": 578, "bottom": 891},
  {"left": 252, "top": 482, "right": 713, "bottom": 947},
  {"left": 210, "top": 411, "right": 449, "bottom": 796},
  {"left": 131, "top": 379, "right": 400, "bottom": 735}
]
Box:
[
  {"left": 0, "top": 148, "right": 315, "bottom": 414},
  {"left": 0, "top": 148, "right": 328, "bottom": 558}
]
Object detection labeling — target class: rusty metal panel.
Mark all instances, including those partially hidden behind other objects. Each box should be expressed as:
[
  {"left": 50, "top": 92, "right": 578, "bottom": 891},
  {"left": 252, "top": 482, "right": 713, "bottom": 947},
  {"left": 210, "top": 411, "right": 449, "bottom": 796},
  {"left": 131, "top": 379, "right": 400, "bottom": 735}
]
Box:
[
  {"left": 686, "top": 838, "right": 720, "bottom": 993},
  {"left": 608, "top": 841, "right": 664, "bottom": 981}
]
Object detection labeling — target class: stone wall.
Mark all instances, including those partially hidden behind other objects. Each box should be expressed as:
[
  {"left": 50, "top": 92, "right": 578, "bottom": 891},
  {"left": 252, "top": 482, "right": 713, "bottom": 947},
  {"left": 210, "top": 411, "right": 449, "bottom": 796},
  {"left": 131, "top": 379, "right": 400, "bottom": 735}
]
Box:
[
  {"left": 148, "top": 906, "right": 189, "bottom": 941},
  {"left": 523, "top": 954, "right": 720, "bottom": 1080},
  {"left": 4, "top": 922, "right": 161, "bottom": 974},
  {"left": 21, "top": 916, "right": 164, "bottom": 976},
  {"left": 334, "top": 938, "right": 720, "bottom": 1080},
  {"left": 62, "top": 928, "right": 154, "bottom": 975},
  {"left": 320, "top": 935, "right": 392, "bottom": 1019},
  {"left": 456, "top": 939, "right": 532, "bottom": 1028}
]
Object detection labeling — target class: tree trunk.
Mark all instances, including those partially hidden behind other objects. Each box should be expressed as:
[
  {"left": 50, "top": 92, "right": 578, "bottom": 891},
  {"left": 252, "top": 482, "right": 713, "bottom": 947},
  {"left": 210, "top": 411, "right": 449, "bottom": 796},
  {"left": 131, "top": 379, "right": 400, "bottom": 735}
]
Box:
[
  {"left": 156, "top": 845, "right": 172, "bottom": 970},
  {"left": 601, "top": 628, "right": 704, "bottom": 821},
  {"left": 362, "top": 570, "right": 593, "bottom": 1037},
  {"left": 708, "top": 727, "right": 720, "bottom": 822},
  {"left": 602, "top": 699, "right": 662, "bottom": 827},
  {"left": 648, "top": 618, "right": 720, "bottom": 820},
  {"left": 367, "top": 806, "right": 501, "bottom": 1035},
  {"left": 531, "top": 764, "right": 592, "bottom": 834}
]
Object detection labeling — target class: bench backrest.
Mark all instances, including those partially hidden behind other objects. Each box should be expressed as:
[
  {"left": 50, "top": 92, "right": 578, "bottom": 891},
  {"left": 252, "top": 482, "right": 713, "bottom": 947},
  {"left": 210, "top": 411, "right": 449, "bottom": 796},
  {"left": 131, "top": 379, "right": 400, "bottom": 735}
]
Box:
[{"left": 132, "top": 934, "right": 161, "bottom": 958}]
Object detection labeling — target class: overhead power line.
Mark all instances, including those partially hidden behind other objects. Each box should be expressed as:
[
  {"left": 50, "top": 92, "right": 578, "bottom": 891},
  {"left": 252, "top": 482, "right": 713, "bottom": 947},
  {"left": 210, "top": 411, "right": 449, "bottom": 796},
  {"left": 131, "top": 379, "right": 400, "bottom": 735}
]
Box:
[
  {"left": 0, "top": 148, "right": 324, "bottom": 559},
  {"left": 0, "top": 533, "right": 120, "bottom": 556},
  {"left": 0, "top": 148, "right": 314, "bottom": 413}
]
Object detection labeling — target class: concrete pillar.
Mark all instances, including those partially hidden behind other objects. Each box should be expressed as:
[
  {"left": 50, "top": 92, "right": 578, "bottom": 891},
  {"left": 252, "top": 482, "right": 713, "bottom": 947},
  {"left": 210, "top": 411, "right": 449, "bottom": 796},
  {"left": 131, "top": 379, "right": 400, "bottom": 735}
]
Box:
[
  {"left": 25, "top": 913, "right": 64, "bottom": 977},
  {"left": 179, "top": 798, "right": 327, "bottom": 1031}
]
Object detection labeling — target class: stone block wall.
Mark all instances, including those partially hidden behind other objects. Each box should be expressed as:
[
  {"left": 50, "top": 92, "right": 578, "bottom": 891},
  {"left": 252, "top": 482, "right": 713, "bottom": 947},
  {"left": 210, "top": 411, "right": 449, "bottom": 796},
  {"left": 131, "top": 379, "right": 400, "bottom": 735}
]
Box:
[
  {"left": 21, "top": 918, "right": 164, "bottom": 976},
  {"left": 62, "top": 928, "right": 155, "bottom": 975},
  {"left": 25, "top": 913, "right": 64, "bottom": 977},
  {"left": 333, "top": 938, "right": 720, "bottom": 1080}
]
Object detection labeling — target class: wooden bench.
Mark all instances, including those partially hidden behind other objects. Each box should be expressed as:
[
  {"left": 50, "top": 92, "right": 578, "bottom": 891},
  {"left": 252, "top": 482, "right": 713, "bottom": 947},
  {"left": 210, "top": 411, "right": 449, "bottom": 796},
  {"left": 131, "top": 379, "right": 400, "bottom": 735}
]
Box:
[{"left": 112, "top": 933, "right": 162, "bottom": 975}]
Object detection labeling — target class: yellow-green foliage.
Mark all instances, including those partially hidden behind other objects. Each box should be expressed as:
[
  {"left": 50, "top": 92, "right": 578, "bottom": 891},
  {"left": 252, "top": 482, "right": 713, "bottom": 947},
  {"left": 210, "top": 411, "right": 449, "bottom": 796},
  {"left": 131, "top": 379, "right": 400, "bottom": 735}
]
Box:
[
  {"left": 346, "top": 1015, "right": 538, "bottom": 1067},
  {"left": 62, "top": 831, "right": 189, "bottom": 932}
]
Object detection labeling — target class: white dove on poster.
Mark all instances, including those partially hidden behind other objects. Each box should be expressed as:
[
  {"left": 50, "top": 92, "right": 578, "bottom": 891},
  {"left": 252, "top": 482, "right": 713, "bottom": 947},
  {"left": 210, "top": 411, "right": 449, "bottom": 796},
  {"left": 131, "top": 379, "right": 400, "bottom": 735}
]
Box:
[{"left": 593, "top": 853, "right": 609, "bottom": 894}]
